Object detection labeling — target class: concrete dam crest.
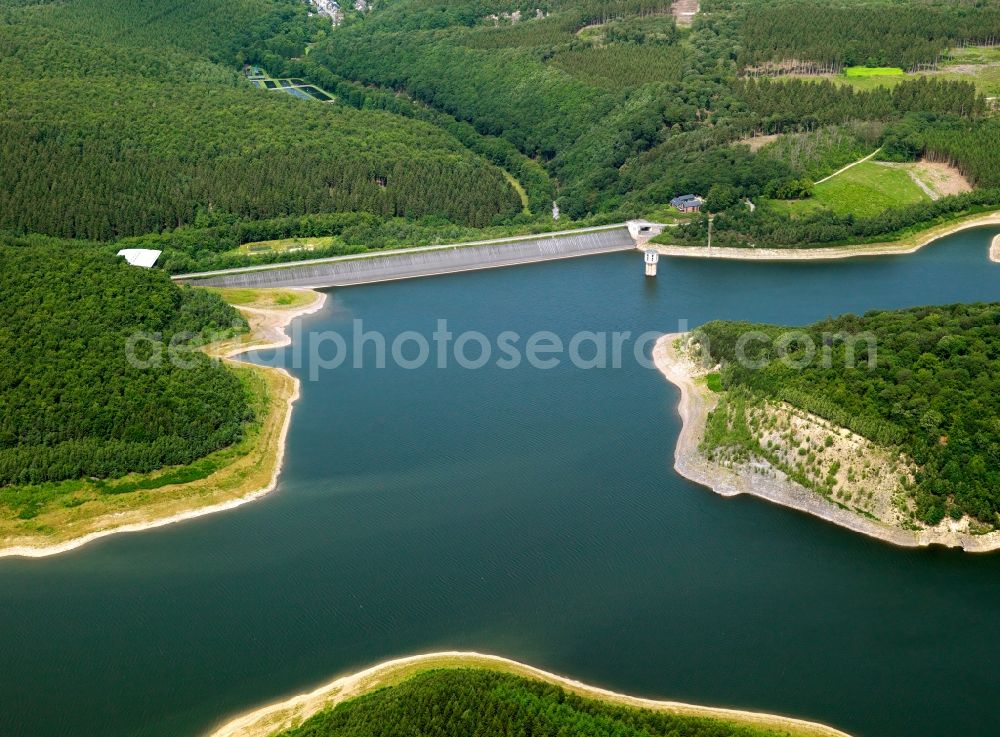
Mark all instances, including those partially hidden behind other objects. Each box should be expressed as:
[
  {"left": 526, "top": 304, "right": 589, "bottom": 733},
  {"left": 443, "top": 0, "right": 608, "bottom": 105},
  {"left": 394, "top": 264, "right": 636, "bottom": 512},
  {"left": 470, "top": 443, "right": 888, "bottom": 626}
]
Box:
[{"left": 175, "top": 225, "right": 645, "bottom": 289}]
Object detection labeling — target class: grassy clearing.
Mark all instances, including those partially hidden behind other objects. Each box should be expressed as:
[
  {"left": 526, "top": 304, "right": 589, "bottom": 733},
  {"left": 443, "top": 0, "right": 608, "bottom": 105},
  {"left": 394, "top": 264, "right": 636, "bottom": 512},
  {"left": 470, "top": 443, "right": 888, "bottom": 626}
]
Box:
[
  {"left": 831, "top": 50, "right": 1000, "bottom": 95},
  {"left": 754, "top": 124, "right": 883, "bottom": 182},
  {"left": 835, "top": 67, "right": 906, "bottom": 91},
  {"left": 943, "top": 46, "right": 1000, "bottom": 66},
  {"left": 203, "top": 286, "right": 317, "bottom": 310},
  {"left": 768, "top": 161, "right": 929, "bottom": 218},
  {"left": 933, "top": 66, "right": 1000, "bottom": 97},
  {"left": 830, "top": 68, "right": 1000, "bottom": 96},
  {"left": 642, "top": 203, "right": 689, "bottom": 224},
  {"left": 235, "top": 236, "right": 334, "bottom": 256},
  {"left": 501, "top": 169, "right": 531, "bottom": 214},
  {"left": 834, "top": 74, "right": 908, "bottom": 91},
  {"left": 844, "top": 66, "right": 904, "bottom": 77}
]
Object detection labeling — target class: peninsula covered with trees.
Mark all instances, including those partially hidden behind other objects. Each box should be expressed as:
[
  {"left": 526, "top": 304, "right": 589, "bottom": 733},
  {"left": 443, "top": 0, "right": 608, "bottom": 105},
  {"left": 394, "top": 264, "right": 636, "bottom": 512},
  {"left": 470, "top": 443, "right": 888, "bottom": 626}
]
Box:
[
  {"left": 272, "top": 669, "right": 827, "bottom": 737},
  {"left": 0, "top": 239, "right": 255, "bottom": 524},
  {"left": 677, "top": 302, "right": 1000, "bottom": 546},
  {"left": 209, "top": 657, "right": 849, "bottom": 737}
]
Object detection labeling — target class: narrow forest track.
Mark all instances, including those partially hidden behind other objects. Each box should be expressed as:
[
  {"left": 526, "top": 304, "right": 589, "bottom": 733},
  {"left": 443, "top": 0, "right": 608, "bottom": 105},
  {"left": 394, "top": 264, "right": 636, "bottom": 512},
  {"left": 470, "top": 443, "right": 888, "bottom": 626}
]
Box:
[
  {"left": 501, "top": 169, "right": 531, "bottom": 214},
  {"left": 814, "top": 148, "right": 882, "bottom": 184}
]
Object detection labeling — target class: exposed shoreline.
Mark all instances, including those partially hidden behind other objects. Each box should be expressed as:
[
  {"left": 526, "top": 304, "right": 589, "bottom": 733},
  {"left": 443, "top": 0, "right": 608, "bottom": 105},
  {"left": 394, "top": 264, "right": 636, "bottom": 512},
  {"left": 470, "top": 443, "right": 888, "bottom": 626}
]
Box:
[
  {"left": 206, "top": 651, "right": 851, "bottom": 737},
  {"left": 0, "top": 288, "right": 327, "bottom": 559},
  {"left": 650, "top": 211, "right": 1000, "bottom": 261},
  {"left": 4, "top": 220, "right": 997, "bottom": 559},
  {"left": 653, "top": 334, "right": 1000, "bottom": 552}
]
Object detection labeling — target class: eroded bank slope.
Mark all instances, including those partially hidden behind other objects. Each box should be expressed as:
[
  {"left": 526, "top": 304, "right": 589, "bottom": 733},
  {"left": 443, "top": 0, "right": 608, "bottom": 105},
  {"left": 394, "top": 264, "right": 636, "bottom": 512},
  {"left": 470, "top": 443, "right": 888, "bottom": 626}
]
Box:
[{"left": 654, "top": 334, "right": 1000, "bottom": 552}]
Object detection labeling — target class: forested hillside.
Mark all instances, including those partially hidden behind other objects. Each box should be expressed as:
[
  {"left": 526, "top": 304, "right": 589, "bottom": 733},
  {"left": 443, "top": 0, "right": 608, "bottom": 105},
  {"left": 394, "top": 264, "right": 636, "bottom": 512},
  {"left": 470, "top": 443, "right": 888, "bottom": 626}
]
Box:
[
  {"left": 0, "top": 239, "right": 253, "bottom": 488},
  {"left": 290, "top": 0, "right": 996, "bottom": 229},
  {"left": 697, "top": 303, "right": 1000, "bottom": 527},
  {"left": 722, "top": 0, "right": 1000, "bottom": 70},
  {"left": 274, "top": 668, "right": 805, "bottom": 737},
  {"left": 0, "top": 0, "right": 520, "bottom": 241},
  {"left": 3, "top": 0, "right": 999, "bottom": 266}
]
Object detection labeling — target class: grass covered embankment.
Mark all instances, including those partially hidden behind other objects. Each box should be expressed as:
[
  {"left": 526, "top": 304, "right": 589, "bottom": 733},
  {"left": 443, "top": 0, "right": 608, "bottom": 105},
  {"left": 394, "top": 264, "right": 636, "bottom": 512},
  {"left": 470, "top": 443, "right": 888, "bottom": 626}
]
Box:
[
  {"left": 207, "top": 653, "right": 851, "bottom": 737},
  {"left": 0, "top": 279, "right": 325, "bottom": 558}
]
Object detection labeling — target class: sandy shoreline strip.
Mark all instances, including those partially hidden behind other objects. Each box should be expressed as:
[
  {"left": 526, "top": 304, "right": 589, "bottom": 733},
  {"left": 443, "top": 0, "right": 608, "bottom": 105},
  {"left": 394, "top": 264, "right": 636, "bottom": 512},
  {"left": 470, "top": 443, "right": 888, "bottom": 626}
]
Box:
[
  {"left": 0, "top": 289, "right": 327, "bottom": 560},
  {"left": 650, "top": 211, "right": 1000, "bottom": 261},
  {"left": 206, "top": 651, "right": 851, "bottom": 737},
  {"left": 991, "top": 233, "right": 1000, "bottom": 263},
  {"left": 654, "top": 334, "right": 1000, "bottom": 553}
]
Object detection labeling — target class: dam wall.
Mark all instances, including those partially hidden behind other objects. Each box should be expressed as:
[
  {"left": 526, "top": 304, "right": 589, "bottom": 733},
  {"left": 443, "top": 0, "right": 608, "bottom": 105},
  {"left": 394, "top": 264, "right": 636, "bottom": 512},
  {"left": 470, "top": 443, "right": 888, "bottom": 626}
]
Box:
[{"left": 175, "top": 226, "right": 637, "bottom": 289}]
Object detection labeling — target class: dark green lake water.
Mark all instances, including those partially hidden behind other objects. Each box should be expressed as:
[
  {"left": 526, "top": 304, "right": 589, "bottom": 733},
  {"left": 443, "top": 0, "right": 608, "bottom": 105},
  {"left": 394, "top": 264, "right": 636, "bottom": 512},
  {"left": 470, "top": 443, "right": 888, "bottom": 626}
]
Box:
[{"left": 3, "top": 229, "right": 1000, "bottom": 737}]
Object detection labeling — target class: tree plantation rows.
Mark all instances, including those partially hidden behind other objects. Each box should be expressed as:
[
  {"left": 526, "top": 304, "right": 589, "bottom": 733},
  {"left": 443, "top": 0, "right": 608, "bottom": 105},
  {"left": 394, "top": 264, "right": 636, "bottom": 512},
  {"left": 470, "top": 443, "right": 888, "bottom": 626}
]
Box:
[
  {"left": 923, "top": 120, "right": 1000, "bottom": 189},
  {"left": 311, "top": 32, "right": 613, "bottom": 160},
  {"left": 279, "top": 59, "right": 556, "bottom": 215},
  {"left": 548, "top": 43, "right": 686, "bottom": 89},
  {"left": 0, "top": 0, "right": 522, "bottom": 242},
  {"left": 699, "top": 303, "right": 1000, "bottom": 526},
  {"left": 0, "top": 240, "right": 252, "bottom": 489},
  {"left": 721, "top": 0, "right": 1000, "bottom": 70},
  {"left": 732, "top": 78, "right": 986, "bottom": 135},
  {"left": 277, "top": 668, "right": 798, "bottom": 737},
  {"left": 33, "top": 0, "right": 323, "bottom": 64},
  {"left": 3, "top": 0, "right": 998, "bottom": 267}
]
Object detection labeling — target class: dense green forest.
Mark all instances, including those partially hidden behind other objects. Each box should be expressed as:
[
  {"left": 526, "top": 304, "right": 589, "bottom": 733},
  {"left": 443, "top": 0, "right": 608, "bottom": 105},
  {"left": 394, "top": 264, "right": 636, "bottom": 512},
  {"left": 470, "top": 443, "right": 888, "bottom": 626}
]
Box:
[
  {"left": 274, "top": 668, "right": 802, "bottom": 737},
  {"left": 3, "top": 0, "right": 999, "bottom": 265},
  {"left": 718, "top": 0, "right": 1000, "bottom": 70},
  {"left": 697, "top": 303, "right": 1000, "bottom": 527},
  {"left": 0, "top": 0, "right": 521, "bottom": 241},
  {"left": 291, "top": 0, "right": 997, "bottom": 230},
  {"left": 0, "top": 239, "right": 252, "bottom": 487}
]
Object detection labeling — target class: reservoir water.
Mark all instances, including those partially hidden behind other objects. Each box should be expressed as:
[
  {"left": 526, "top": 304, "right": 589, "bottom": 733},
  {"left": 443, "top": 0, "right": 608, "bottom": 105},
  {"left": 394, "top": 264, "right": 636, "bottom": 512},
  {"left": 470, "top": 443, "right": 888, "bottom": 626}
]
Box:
[{"left": 2, "top": 228, "right": 1000, "bottom": 737}]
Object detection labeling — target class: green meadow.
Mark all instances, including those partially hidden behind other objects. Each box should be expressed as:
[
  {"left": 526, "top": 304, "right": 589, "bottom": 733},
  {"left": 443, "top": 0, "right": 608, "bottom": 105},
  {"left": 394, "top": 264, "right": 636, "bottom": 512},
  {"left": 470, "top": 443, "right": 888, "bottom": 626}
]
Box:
[
  {"left": 845, "top": 66, "right": 905, "bottom": 77},
  {"left": 768, "top": 161, "right": 929, "bottom": 219}
]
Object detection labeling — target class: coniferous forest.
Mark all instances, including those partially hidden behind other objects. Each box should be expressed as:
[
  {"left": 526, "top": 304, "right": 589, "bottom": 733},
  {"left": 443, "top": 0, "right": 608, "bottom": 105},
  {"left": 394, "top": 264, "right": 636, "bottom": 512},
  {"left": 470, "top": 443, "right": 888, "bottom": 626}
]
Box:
[
  {"left": 276, "top": 668, "right": 797, "bottom": 737},
  {"left": 0, "top": 0, "right": 521, "bottom": 242},
  {"left": 4, "top": 0, "right": 999, "bottom": 267}
]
